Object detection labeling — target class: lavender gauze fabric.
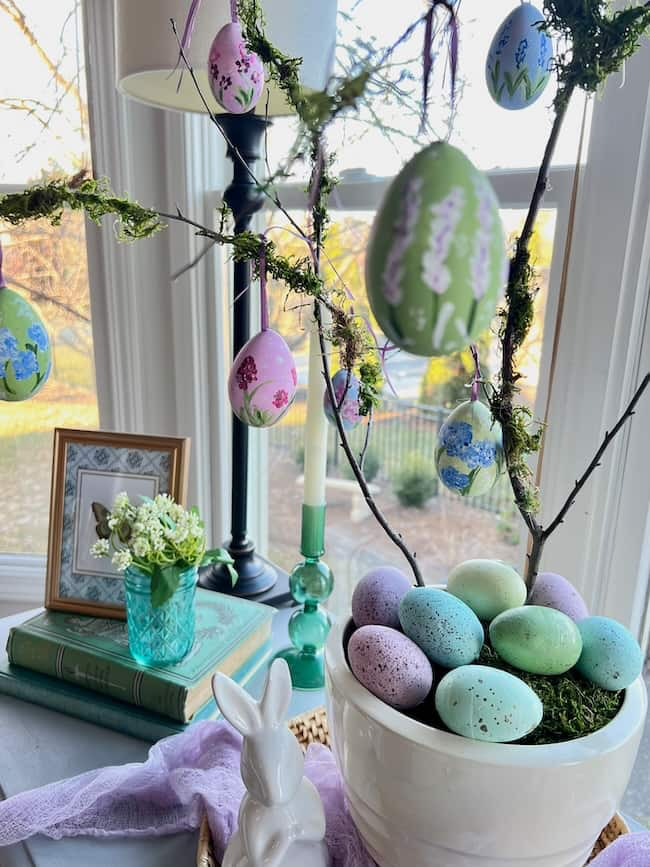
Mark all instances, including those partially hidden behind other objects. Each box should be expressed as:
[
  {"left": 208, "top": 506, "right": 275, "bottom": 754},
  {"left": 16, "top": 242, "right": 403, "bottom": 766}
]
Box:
[
  {"left": 0, "top": 720, "right": 376, "bottom": 867},
  {"left": 0, "top": 719, "right": 647, "bottom": 865}
]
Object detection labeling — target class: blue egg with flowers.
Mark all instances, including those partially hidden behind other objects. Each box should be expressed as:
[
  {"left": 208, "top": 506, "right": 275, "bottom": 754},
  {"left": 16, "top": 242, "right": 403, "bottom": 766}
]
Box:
[
  {"left": 486, "top": 3, "right": 552, "bottom": 111},
  {"left": 435, "top": 399, "right": 504, "bottom": 497}
]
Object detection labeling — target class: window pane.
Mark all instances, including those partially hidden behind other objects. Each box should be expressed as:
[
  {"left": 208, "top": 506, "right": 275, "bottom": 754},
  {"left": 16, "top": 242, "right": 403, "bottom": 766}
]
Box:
[
  {"left": 265, "top": 207, "right": 556, "bottom": 615},
  {"left": 0, "top": 0, "right": 97, "bottom": 555},
  {"left": 267, "top": 0, "right": 591, "bottom": 179}
]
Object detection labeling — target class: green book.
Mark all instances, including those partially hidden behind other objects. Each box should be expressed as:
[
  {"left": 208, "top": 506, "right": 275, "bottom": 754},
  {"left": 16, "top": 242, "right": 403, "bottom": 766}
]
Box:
[
  {"left": 6, "top": 589, "right": 274, "bottom": 723},
  {"left": 0, "top": 639, "right": 272, "bottom": 742}
]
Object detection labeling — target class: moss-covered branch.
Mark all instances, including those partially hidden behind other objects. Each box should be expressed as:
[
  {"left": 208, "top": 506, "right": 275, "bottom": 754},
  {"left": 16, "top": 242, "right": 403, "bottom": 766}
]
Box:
[
  {"left": 490, "top": 1, "right": 650, "bottom": 592},
  {"left": 0, "top": 177, "right": 162, "bottom": 241}
]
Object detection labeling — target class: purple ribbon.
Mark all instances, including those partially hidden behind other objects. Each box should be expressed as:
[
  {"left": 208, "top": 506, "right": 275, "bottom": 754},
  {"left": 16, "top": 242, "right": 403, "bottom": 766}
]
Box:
[
  {"left": 422, "top": 0, "right": 459, "bottom": 131},
  {"left": 174, "top": 0, "right": 239, "bottom": 84},
  {"left": 259, "top": 235, "right": 269, "bottom": 331},
  {"left": 470, "top": 343, "right": 481, "bottom": 401}
]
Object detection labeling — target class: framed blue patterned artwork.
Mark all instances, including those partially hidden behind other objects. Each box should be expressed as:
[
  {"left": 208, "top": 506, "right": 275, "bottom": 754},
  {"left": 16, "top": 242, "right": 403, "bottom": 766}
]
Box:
[{"left": 45, "top": 428, "right": 190, "bottom": 619}]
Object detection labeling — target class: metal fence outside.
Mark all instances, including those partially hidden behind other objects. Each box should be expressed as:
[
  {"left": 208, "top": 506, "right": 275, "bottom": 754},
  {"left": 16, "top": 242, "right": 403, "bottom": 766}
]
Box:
[{"left": 268, "top": 388, "right": 515, "bottom": 516}]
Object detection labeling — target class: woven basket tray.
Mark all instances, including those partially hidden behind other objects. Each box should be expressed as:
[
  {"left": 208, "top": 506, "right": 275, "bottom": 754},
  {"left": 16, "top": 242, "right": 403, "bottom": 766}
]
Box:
[{"left": 196, "top": 706, "right": 629, "bottom": 867}]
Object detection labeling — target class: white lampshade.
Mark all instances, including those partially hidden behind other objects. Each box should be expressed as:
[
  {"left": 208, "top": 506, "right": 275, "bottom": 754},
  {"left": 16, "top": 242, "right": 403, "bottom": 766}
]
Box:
[{"left": 115, "top": 0, "right": 337, "bottom": 116}]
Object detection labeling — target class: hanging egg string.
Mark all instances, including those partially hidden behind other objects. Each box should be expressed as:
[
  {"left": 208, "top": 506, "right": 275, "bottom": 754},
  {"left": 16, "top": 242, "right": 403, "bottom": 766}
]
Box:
[
  {"left": 421, "top": 0, "right": 459, "bottom": 133},
  {"left": 258, "top": 234, "right": 270, "bottom": 331},
  {"left": 469, "top": 343, "right": 481, "bottom": 402}
]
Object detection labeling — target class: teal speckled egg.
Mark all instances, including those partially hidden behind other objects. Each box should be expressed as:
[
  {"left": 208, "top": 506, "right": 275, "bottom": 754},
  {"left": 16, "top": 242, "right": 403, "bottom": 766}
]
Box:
[
  {"left": 447, "top": 559, "right": 526, "bottom": 622},
  {"left": 365, "top": 142, "right": 507, "bottom": 357},
  {"left": 435, "top": 664, "right": 543, "bottom": 742},
  {"left": 436, "top": 400, "right": 505, "bottom": 497},
  {"left": 399, "top": 587, "right": 484, "bottom": 669},
  {"left": 490, "top": 605, "right": 583, "bottom": 675},
  {"left": 576, "top": 616, "right": 643, "bottom": 691},
  {"left": 0, "top": 287, "right": 51, "bottom": 402}
]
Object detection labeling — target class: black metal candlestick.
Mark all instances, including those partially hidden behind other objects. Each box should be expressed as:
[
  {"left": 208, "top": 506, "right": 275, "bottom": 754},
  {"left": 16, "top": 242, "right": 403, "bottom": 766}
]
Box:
[{"left": 199, "top": 112, "right": 277, "bottom": 597}]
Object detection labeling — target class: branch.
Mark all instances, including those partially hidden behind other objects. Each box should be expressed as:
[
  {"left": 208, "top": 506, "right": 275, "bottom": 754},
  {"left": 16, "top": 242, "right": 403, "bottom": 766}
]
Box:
[
  {"left": 315, "top": 301, "right": 424, "bottom": 587},
  {"left": 543, "top": 373, "right": 650, "bottom": 539}
]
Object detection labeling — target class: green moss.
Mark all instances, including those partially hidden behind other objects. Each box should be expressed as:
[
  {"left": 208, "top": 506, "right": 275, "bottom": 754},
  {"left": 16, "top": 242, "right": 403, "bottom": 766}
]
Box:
[{"left": 479, "top": 645, "right": 623, "bottom": 745}]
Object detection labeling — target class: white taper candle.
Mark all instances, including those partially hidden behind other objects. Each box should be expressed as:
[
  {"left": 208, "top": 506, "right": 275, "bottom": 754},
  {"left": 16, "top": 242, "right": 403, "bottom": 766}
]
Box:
[{"left": 303, "top": 305, "right": 330, "bottom": 508}]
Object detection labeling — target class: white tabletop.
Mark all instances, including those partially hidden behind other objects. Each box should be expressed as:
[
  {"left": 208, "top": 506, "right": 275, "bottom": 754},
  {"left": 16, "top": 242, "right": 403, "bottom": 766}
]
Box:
[{"left": 0, "top": 605, "right": 323, "bottom": 867}]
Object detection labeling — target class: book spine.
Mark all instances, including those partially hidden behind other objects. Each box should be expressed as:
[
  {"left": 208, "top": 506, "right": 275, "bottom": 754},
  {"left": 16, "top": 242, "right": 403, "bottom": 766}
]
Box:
[
  {"left": 0, "top": 673, "right": 186, "bottom": 742},
  {"left": 6, "top": 629, "right": 189, "bottom": 721}
]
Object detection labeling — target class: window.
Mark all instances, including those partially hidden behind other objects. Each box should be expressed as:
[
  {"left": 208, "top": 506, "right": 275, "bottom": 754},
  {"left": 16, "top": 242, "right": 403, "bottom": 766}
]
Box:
[
  {"left": 0, "top": 0, "right": 98, "bottom": 559},
  {"left": 261, "top": 0, "right": 584, "bottom": 616}
]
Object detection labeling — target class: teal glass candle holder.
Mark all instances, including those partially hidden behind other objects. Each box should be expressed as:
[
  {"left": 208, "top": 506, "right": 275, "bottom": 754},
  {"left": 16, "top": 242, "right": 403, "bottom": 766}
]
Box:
[
  {"left": 124, "top": 565, "right": 197, "bottom": 666},
  {"left": 275, "top": 505, "right": 333, "bottom": 690}
]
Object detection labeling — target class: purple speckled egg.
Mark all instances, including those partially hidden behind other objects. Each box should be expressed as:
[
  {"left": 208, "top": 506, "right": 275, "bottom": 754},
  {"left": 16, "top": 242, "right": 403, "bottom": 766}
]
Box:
[
  {"left": 228, "top": 329, "right": 297, "bottom": 428},
  {"left": 352, "top": 566, "right": 412, "bottom": 629},
  {"left": 348, "top": 625, "right": 433, "bottom": 709},
  {"left": 529, "top": 572, "right": 589, "bottom": 622},
  {"left": 323, "top": 369, "right": 363, "bottom": 431},
  {"left": 208, "top": 23, "right": 265, "bottom": 115}
]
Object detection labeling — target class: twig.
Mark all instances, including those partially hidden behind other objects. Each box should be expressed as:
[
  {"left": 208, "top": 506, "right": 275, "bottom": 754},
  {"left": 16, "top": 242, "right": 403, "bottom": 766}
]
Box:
[
  {"left": 359, "top": 406, "right": 373, "bottom": 471},
  {"left": 544, "top": 373, "right": 650, "bottom": 539},
  {"left": 315, "top": 301, "right": 424, "bottom": 587}
]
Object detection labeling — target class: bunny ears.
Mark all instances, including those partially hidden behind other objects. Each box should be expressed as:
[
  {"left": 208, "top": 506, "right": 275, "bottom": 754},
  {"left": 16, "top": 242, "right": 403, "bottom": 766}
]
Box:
[{"left": 213, "top": 658, "right": 293, "bottom": 737}]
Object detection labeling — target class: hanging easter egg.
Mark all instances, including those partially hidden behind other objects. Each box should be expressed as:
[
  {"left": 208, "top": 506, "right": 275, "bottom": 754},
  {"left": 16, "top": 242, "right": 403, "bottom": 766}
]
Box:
[
  {"left": 0, "top": 287, "right": 51, "bottom": 402},
  {"left": 228, "top": 330, "right": 297, "bottom": 428},
  {"left": 208, "top": 23, "right": 265, "bottom": 114},
  {"left": 323, "top": 369, "right": 362, "bottom": 431},
  {"left": 486, "top": 4, "right": 552, "bottom": 111},
  {"left": 365, "top": 142, "right": 507, "bottom": 357},
  {"left": 435, "top": 400, "right": 504, "bottom": 497}
]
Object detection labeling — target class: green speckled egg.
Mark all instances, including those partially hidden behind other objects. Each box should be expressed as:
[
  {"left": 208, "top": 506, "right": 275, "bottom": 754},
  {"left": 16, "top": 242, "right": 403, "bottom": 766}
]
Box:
[
  {"left": 365, "top": 142, "right": 507, "bottom": 357},
  {"left": 435, "top": 664, "right": 543, "bottom": 742},
  {"left": 447, "top": 559, "right": 526, "bottom": 622},
  {"left": 0, "top": 287, "right": 51, "bottom": 402},
  {"left": 436, "top": 400, "right": 504, "bottom": 497},
  {"left": 490, "top": 605, "right": 583, "bottom": 675}
]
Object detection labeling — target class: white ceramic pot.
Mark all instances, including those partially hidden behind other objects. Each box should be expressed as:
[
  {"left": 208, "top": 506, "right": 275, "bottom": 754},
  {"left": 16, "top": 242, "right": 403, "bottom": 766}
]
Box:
[{"left": 325, "top": 619, "right": 647, "bottom": 867}]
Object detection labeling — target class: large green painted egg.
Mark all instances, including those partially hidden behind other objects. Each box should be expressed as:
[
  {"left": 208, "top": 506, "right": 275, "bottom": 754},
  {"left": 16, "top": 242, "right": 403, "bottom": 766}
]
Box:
[
  {"left": 0, "top": 287, "right": 52, "bottom": 402},
  {"left": 365, "top": 142, "right": 507, "bottom": 357}
]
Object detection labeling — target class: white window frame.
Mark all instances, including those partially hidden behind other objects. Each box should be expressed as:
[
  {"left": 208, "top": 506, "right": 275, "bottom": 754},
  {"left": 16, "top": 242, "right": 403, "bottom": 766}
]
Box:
[{"left": 3, "top": 2, "right": 650, "bottom": 648}]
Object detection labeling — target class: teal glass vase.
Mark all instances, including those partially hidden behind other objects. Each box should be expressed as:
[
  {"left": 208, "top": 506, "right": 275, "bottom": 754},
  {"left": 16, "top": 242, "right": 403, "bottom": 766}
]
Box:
[{"left": 124, "top": 565, "right": 197, "bottom": 666}]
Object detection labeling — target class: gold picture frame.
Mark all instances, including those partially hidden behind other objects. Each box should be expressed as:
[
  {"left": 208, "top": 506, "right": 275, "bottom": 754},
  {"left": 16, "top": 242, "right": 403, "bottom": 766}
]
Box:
[{"left": 45, "top": 428, "right": 190, "bottom": 619}]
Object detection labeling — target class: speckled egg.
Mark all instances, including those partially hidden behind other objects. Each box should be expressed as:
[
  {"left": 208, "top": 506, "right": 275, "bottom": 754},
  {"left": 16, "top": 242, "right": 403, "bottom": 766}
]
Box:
[
  {"left": 365, "top": 142, "right": 507, "bottom": 357},
  {"left": 447, "top": 559, "right": 526, "bottom": 622},
  {"left": 435, "top": 664, "right": 543, "bottom": 742},
  {"left": 486, "top": 4, "right": 552, "bottom": 110},
  {"left": 352, "top": 566, "right": 412, "bottom": 629},
  {"left": 576, "top": 616, "right": 643, "bottom": 691},
  {"left": 399, "top": 587, "right": 484, "bottom": 669},
  {"left": 348, "top": 625, "right": 434, "bottom": 710},
  {"left": 490, "top": 605, "right": 583, "bottom": 675},
  {"left": 228, "top": 329, "right": 297, "bottom": 428},
  {"left": 208, "top": 23, "right": 265, "bottom": 114},
  {"left": 436, "top": 400, "right": 504, "bottom": 497},
  {"left": 0, "top": 286, "right": 51, "bottom": 402},
  {"left": 323, "top": 369, "right": 362, "bottom": 431},
  {"left": 529, "top": 572, "right": 589, "bottom": 622}
]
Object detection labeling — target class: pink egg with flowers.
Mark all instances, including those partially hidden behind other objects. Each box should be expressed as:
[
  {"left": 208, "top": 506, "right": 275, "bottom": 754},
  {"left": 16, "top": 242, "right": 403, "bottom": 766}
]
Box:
[
  {"left": 208, "top": 22, "right": 265, "bottom": 114},
  {"left": 228, "top": 329, "right": 297, "bottom": 428}
]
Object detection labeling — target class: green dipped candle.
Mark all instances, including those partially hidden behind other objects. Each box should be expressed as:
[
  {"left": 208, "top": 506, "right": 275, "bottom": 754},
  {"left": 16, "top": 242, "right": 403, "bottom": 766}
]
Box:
[{"left": 0, "top": 244, "right": 52, "bottom": 402}]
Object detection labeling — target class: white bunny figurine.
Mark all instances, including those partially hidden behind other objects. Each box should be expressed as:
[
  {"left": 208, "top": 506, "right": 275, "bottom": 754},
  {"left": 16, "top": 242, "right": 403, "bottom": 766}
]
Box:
[{"left": 213, "top": 658, "right": 331, "bottom": 867}]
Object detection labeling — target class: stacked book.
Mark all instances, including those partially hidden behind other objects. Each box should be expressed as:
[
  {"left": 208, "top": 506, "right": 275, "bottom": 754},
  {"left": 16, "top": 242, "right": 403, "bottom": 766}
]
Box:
[{"left": 0, "top": 589, "right": 274, "bottom": 741}]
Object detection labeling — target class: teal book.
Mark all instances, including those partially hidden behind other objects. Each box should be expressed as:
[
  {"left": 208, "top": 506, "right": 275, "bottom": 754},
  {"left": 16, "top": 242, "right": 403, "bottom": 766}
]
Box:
[
  {"left": 0, "top": 639, "right": 272, "bottom": 742},
  {"left": 6, "top": 589, "right": 274, "bottom": 722}
]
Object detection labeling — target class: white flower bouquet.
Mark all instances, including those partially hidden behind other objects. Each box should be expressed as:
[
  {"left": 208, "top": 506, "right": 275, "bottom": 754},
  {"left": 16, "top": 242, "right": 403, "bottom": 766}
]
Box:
[{"left": 90, "top": 492, "right": 236, "bottom": 606}]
